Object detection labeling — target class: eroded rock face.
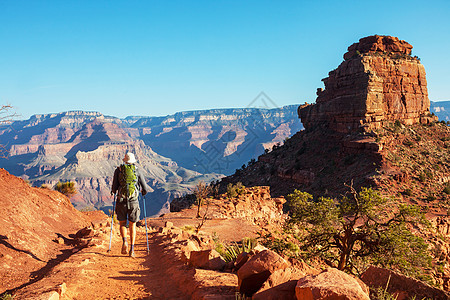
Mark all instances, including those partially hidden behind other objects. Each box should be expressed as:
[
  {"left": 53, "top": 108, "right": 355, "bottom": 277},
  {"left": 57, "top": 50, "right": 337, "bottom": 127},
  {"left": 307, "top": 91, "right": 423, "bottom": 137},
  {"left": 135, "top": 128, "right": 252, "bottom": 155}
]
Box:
[{"left": 300, "top": 35, "right": 436, "bottom": 133}]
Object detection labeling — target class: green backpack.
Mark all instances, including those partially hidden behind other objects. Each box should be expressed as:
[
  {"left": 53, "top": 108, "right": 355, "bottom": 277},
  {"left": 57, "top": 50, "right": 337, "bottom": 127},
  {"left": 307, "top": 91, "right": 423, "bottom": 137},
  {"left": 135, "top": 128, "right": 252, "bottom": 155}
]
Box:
[{"left": 118, "top": 164, "right": 138, "bottom": 199}]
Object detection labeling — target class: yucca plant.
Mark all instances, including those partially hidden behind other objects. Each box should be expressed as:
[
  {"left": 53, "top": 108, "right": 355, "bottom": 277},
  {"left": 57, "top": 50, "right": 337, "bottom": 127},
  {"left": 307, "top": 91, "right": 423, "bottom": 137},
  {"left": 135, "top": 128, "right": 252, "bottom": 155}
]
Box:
[{"left": 222, "top": 238, "right": 257, "bottom": 262}]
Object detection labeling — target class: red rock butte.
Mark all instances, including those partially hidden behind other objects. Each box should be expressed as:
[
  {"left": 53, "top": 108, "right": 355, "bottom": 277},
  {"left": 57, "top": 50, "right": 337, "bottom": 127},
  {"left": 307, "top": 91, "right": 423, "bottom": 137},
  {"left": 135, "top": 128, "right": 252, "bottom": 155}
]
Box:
[{"left": 299, "top": 35, "right": 436, "bottom": 133}]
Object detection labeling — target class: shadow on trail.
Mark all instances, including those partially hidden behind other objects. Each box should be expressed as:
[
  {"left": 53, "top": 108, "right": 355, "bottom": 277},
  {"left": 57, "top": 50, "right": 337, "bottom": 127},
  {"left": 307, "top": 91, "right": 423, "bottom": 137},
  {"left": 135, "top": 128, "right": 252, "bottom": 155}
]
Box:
[
  {"left": 106, "top": 237, "right": 191, "bottom": 299},
  {"left": 0, "top": 235, "right": 44, "bottom": 262},
  {"left": 2, "top": 233, "right": 87, "bottom": 297}
]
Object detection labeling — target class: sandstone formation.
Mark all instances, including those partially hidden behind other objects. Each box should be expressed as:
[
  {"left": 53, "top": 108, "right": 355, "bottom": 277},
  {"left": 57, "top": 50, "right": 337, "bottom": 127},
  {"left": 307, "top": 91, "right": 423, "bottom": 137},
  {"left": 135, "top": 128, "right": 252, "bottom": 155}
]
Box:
[{"left": 300, "top": 35, "right": 436, "bottom": 133}]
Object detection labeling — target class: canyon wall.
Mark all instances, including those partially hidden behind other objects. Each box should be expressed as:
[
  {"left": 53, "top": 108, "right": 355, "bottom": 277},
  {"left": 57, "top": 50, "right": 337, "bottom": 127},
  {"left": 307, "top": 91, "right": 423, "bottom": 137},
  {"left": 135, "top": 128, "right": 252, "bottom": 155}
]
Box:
[{"left": 0, "top": 106, "right": 301, "bottom": 215}]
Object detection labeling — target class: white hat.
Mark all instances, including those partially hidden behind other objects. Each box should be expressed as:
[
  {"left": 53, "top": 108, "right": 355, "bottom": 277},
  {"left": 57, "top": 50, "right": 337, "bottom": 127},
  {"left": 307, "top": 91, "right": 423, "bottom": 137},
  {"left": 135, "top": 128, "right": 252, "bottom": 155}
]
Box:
[{"left": 123, "top": 152, "right": 137, "bottom": 164}]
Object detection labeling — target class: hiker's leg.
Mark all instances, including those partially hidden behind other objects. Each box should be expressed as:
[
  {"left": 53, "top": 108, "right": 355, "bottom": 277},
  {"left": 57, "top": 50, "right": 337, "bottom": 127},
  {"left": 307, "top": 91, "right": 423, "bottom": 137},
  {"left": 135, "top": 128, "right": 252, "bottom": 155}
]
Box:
[
  {"left": 119, "top": 220, "right": 128, "bottom": 254},
  {"left": 129, "top": 221, "right": 136, "bottom": 257},
  {"left": 127, "top": 198, "right": 140, "bottom": 257},
  {"left": 119, "top": 220, "right": 127, "bottom": 239},
  {"left": 129, "top": 221, "right": 136, "bottom": 245}
]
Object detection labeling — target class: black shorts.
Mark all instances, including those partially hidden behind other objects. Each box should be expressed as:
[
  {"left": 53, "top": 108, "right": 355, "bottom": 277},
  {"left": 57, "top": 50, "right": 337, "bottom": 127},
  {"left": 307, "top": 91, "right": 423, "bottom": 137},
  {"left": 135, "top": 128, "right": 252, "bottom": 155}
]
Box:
[{"left": 115, "top": 197, "right": 140, "bottom": 223}]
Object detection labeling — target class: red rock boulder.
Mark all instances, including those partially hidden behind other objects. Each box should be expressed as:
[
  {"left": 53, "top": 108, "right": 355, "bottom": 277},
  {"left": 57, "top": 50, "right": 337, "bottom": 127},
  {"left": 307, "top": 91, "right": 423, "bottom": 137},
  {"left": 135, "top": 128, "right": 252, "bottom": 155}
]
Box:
[
  {"left": 295, "top": 268, "right": 370, "bottom": 300},
  {"left": 237, "top": 249, "right": 289, "bottom": 296}
]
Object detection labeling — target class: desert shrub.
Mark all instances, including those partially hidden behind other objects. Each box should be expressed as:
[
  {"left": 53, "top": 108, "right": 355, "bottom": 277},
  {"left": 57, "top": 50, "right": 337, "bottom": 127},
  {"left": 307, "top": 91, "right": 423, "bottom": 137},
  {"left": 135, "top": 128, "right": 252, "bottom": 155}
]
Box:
[
  {"left": 258, "top": 231, "right": 300, "bottom": 256},
  {"left": 182, "top": 225, "right": 194, "bottom": 232},
  {"left": 403, "top": 139, "right": 414, "bottom": 147},
  {"left": 424, "top": 194, "right": 436, "bottom": 202},
  {"left": 443, "top": 185, "right": 450, "bottom": 195},
  {"left": 403, "top": 188, "right": 413, "bottom": 197},
  {"left": 286, "top": 186, "right": 432, "bottom": 277},
  {"left": 370, "top": 286, "right": 398, "bottom": 300},
  {"left": 418, "top": 173, "right": 427, "bottom": 182},
  {"left": 54, "top": 181, "right": 77, "bottom": 198},
  {"left": 0, "top": 293, "right": 15, "bottom": 300},
  {"left": 226, "top": 182, "right": 245, "bottom": 199}
]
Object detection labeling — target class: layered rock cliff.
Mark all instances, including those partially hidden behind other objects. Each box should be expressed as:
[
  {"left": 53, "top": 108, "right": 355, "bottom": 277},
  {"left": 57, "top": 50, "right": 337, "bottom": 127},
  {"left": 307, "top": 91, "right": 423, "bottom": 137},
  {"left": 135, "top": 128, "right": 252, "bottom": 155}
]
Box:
[
  {"left": 0, "top": 106, "right": 301, "bottom": 215},
  {"left": 299, "top": 35, "right": 437, "bottom": 133}
]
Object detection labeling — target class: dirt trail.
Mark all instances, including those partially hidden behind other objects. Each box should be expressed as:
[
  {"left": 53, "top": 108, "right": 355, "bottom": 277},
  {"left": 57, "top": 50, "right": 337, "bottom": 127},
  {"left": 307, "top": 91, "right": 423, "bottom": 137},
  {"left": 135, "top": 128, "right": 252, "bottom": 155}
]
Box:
[
  {"left": 11, "top": 224, "right": 190, "bottom": 300},
  {"left": 63, "top": 229, "right": 189, "bottom": 300},
  {"left": 7, "top": 188, "right": 278, "bottom": 299}
]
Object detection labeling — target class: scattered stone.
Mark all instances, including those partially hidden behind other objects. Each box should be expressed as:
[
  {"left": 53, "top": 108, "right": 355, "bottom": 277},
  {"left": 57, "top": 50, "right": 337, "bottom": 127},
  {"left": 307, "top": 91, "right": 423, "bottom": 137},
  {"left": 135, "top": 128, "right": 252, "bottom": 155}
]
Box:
[
  {"left": 158, "top": 227, "right": 169, "bottom": 234},
  {"left": 91, "top": 219, "right": 108, "bottom": 229},
  {"left": 56, "top": 282, "right": 67, "bottom": 296},
  {"left": 54, "top": 237, "right": 65, "bottom": 244},
  {"left": 75, "top": 227, "right": 94, "bottom": 238},
  {"left": 31, "top": 291, "right": 60, "bottom": 300},
  {"left": 295, "top": 268, "right": 370, "bottom": 300},
  {"left": 165, "top": 221, "right": 174, "bottom": 228}
]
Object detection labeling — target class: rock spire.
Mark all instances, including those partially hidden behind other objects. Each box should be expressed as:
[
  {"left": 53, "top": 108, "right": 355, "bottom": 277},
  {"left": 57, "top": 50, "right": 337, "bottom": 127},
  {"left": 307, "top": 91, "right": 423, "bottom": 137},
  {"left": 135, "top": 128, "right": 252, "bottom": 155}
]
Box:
[{"left": 299, "top": 35, "right": 436, "bottom": 133}]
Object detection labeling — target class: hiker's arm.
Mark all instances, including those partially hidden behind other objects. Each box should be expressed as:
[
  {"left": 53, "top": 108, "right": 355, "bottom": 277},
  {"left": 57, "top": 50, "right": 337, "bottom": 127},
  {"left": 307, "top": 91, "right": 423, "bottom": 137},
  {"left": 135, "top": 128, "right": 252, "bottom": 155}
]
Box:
[
  {"left": 138, "top": 172, "right": 149, "bottom": 196},
  {"left": 111, "top": 168, "right": 119, "bottom": 195}
]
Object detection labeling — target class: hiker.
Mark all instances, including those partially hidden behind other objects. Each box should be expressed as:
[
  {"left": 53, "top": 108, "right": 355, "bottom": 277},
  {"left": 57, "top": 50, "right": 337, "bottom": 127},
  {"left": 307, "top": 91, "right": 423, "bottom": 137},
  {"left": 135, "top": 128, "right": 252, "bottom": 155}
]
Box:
[{"left": 111, "top": 152, "right": 149, "bottom": 257}]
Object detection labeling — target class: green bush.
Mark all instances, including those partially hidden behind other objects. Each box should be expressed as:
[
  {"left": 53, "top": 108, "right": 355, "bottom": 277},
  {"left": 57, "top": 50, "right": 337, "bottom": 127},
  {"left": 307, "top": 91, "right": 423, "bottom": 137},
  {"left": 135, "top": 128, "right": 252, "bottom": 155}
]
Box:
[
  {"left": 403, "top": 140, "right": 414, "bottom": 147},
  {"left": 418, "top": 173, "right": 427, "bottom": 182},
  {"left": 286, "top": 187, "right": 432, "bottom": 277},
  {"left": 404, "top": 188, "right": 413, "bottom": 197},
  {"left": 54, "top": 181, "right": 77, "bottom": 198},
  {"left": 424, "top": 194, "right": 436, "bottom": 202},
  {"left": 0, "top": 293, "right": 15, "bottom": 300}
]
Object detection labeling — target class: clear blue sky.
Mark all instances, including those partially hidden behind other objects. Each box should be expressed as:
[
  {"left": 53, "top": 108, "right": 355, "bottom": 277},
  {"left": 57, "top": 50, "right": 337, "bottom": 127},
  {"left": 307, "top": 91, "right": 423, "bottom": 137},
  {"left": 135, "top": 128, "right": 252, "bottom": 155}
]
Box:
[{"left": 1, "top": 0, "right": 449, "bottom": 119}]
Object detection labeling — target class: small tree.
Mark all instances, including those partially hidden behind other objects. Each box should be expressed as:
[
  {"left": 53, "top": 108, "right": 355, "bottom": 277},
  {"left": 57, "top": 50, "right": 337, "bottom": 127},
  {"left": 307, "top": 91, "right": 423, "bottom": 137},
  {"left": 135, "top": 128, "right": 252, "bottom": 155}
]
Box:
[
  {"left": 286, "top": 185, "right": 432, "bottom": 277},
  {"left": 0, "top": 105, "right": 17, "bottom": 158},
  {"left": 54, "top": 181, "right": 77, "bottom": 198},
  {"left": 194, "top": 181, "right": 211, "bottom": 218}
]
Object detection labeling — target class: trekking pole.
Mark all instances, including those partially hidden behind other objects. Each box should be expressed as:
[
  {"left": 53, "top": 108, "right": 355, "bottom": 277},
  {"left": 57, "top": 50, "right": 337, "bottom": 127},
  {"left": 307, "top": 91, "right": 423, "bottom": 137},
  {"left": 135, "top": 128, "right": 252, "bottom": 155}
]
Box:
[
  {"left": 107, "top": 193, "right": 117, "bottom": 253},
  {"left": 141, "top": 193, "right": 150, "bottom": 255}
]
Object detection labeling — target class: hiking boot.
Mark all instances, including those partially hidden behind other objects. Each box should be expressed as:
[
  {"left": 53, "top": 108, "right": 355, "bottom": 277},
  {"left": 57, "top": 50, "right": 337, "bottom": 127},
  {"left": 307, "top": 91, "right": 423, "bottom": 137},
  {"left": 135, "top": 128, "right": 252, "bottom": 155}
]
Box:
[
  {"left": 121, "top": 242, "right": 128, "bottom": 255},
  {"left": 129, "top": 250, "right": 135, "bottom": 258}
]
